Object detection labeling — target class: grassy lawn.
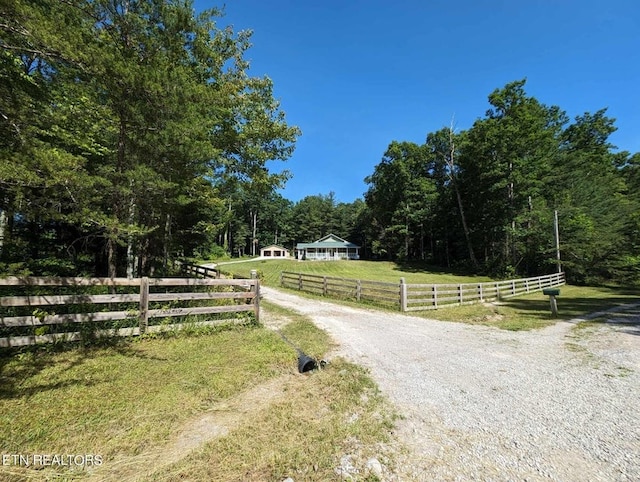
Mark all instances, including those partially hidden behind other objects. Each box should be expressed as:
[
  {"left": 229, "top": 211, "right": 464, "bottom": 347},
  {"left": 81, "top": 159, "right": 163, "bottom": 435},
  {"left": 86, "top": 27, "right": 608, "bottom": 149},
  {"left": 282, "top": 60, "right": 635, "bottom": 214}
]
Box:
[
  {"left": 213, "top": 258, "right": 493, "bottom": 286},
  {"left": 0, "top": 311, "right": 397, "bottom": 481},
  {"left": 212, "top": 259, "right": 639, "bottom": 331},
  {"left": 411, "top": 284, "right": 640, "bottom": 330}
]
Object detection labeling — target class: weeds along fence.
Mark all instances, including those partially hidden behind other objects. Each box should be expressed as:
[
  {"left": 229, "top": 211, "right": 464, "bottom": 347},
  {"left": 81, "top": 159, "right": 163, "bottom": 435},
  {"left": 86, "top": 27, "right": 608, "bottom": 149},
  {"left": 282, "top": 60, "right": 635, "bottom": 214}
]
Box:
[
  {"left": 280, "top": 271, "right": 566, "bottom": 312},
  {"left": 0, "top": 276, "right": 260, "bottom": 348}
]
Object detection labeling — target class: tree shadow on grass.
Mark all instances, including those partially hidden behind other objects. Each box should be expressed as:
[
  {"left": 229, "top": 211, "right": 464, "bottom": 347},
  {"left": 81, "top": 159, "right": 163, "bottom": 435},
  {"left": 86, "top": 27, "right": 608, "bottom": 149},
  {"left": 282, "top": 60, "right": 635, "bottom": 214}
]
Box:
[
  {"left": 0, "top": 338, "right": 166, "bottom": 400},
  {"left": 392, "top": 261, "right": 478, "bottom": 277},
  {"left": 503, "top": 294, "right": 640, "bottom": 334}
]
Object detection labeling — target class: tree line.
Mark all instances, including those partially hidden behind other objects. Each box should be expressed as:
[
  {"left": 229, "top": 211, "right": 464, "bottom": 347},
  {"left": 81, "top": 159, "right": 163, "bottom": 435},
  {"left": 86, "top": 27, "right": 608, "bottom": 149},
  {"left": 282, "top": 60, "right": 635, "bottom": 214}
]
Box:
[
  {"left": 363, "top": 80, "right": 639, "bottom": 284},
  {"left": 2, "top": 3, "right": 638, "bottom": 286},
  {"left": 1, "top": 0, "right": 298, "bottom": 277},
  {"left": 231, "top": 80, "right": 640, "bottom": 286}
]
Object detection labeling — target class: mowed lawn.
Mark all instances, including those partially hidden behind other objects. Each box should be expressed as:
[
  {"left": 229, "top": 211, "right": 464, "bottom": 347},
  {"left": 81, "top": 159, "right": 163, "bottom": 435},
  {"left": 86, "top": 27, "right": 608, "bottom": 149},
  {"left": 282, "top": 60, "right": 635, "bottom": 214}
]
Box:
[
  {"left": 212, "top": 258, "right": 640, "bottom": 331},
  {"left": 213, "top": 258, "right": 494, "bottom": 286},
  {"left": 0, "top": 311, "right": 397, "bottom": 481}
]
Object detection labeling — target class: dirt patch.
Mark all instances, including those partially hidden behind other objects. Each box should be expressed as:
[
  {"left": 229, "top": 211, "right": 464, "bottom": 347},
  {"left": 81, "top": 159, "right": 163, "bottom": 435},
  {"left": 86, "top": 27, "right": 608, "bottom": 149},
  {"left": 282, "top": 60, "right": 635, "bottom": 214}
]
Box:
[{"left": 86, "top": 374, "right": 296, "bottom": 482}]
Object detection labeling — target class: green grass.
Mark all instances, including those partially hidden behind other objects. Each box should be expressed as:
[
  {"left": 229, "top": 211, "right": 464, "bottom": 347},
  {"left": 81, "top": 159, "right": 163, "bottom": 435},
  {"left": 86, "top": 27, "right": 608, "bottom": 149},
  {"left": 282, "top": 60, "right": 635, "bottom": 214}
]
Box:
[
  {"left": 0, "top": 309, "right": 397, "bottom": 481},
  {"left": 215, "top": 259, "right": 639, "bottom": 331},
  {"left": 263, "top": 300, "right": 334, "bottom": 361},
  {"left": 217, "top": 257, "right": 637, "bottom": 331},
  {"left": 420, "top": 284, "right": 640, "bottom": 330},
  {"left": 214, "top": 258, "right": 493, "bottom": 286},
  {"left": 147, "top": 358, "right": 397, "bottom": 481}
]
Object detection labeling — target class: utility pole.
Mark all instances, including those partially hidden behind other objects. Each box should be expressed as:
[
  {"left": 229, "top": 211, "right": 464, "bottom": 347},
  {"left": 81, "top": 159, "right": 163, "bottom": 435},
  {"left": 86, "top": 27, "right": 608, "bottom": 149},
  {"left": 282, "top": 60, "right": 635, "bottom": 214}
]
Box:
[{"left": 554, "top": 210, "right": 561, "bottom": 273}]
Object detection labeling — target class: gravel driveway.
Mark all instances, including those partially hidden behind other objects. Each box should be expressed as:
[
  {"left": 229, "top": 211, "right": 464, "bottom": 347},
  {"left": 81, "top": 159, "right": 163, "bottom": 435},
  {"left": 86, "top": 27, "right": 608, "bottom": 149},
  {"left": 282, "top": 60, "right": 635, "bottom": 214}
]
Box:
[{"left": 261, "top": 287, "right": 640, "bottom": 481}]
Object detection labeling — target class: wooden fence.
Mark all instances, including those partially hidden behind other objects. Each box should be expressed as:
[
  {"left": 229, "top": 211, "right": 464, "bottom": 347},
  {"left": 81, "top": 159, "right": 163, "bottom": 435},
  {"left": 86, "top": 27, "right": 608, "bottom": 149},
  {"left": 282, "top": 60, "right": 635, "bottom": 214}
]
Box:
[
  {"left": 0, "top": 276, "right": 260, "bottom": 348},
  {"left": 181, "top": 263, "right": 220, "bottom": 278},
  {"left": 280, "top": 271, "right": 400, "bottom": 307},
  {"left": 281, "top": 271, "right": 566, "bottom": 312}
]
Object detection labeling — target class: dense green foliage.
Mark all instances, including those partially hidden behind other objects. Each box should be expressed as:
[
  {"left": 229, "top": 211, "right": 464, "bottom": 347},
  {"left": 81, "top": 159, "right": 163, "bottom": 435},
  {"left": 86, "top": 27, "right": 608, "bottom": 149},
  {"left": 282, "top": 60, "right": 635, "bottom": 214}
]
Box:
[
  {"left": 0, "top": 0, "right": 298, "bottom": 276},
  {"left": 1, "top": 3, "right": 636, "bottom": 287},
  {"left": 364, "top": 80, "right": 640, "bottom": 285}
]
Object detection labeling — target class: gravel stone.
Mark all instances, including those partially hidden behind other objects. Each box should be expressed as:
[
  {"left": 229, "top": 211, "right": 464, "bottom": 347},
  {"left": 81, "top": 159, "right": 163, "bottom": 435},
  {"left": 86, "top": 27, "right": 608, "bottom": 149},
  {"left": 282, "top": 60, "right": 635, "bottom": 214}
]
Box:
[
  {"left": 263, "top": 287, "right": 640, "bottom": 481},
  {"left": 366, "top": 457, "right": 384, "bottom": 477}
]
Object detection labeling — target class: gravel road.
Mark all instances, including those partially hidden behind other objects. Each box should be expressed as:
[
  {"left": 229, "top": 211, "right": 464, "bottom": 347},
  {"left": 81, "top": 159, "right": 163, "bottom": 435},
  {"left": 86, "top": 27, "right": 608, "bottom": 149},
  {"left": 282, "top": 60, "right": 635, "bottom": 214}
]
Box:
[{"left": 261, "top": 287, "right": 640, "bottom": 481}]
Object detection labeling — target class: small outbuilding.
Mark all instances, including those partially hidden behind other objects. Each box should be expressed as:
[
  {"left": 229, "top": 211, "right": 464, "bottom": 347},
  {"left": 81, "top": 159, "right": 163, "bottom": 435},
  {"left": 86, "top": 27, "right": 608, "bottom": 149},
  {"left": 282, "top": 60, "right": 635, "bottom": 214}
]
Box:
[
  {"left": 260, "top": 244, "right": 290, "bottom": 258},
  {"left": 296, "top": 234, "right": 360, "bottom": 261}
]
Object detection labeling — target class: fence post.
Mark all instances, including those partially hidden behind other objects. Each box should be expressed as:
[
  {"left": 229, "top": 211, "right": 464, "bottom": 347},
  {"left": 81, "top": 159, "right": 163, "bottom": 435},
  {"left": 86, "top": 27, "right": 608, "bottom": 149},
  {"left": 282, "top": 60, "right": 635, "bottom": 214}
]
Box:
[
  {"left": 280, "top": 271, "right": 284, "bottom": 287},
  {"left": 323, "top": 276, "right": 328, "bottom": 296},
  {"left": 251, "top": 270, "right": 260, "bottom": 323},
  {"left": 298, "top": 273, "right": 303, "bottom": 291},
  {"left": 356, "top": 279, "right": 362, "bottom": 301},
  {"left": 478, "top": 283, "right": 484, "bottom": 302},
  {"left": 459, "top": 284, "right": 463, "bottom": 305},
  {"left": 433, "top": 285, "right": 438, "bottom": 308},
  {"left": 139, "top": 277, "right": 149, "bottom": 334},
  {"left": 400, "top": 278, "right": 407, "bottom": 312}
]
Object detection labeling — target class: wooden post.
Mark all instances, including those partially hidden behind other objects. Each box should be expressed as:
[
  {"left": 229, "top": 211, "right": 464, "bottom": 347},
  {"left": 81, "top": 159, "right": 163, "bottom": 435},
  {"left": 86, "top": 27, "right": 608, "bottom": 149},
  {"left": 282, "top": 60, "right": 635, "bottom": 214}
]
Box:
[
  {"left": 433, "top": 285, "right": 438, "bottom": 308},
  {"left": 251, "top": 270, "right": 260, "bottom": 323},
  {"left": 356, "top": 279, "right": 362, "bottom": 301},
  {"left": 478, "top": 283, "right": 484, "bottom": 302},
  {"left": 554, "top": 209, "right": 562, "bottom": 273},
  {"left": 139, "top": 277, "right": 149, "bottom": 334},
  {"left": 458, "top": 284, "right": 463, "bottom": 304},
  {"left": 323, "top": 276, "right": 327, "bottom": 296},
  {"left": 549, "top": 295, "right": 558, "bottom": 317},
  {"left": 280, "top": 271, "right": 283, "bottom": 287},
  {"left": 400, "top": 278, "right": 407, "bottom": 312},
  {"left": 298, "top": 273, "right": 303, "bottom": 291}
]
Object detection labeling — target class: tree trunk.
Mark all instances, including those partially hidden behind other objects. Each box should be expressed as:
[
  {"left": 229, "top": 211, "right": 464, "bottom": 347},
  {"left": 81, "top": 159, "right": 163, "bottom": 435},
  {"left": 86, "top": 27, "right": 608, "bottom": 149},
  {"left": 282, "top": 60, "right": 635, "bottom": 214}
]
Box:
[
  {"left": 163, "top": 212, "right": 171, "bottom": 270},
  {"left": 0, "top": 209, "right": 7, "bottom": 257},
  {"left": 107, "top": 237, "right": 117, "bottom": 278},
  {"left": 251, "top": 210, "right": 258, "bottom": 256},
  {"left": 447, "top": 127, "right": 479, "bottom": 270},
  {"left": 126, "top": 192, "right": 136, "bottom": 279}
]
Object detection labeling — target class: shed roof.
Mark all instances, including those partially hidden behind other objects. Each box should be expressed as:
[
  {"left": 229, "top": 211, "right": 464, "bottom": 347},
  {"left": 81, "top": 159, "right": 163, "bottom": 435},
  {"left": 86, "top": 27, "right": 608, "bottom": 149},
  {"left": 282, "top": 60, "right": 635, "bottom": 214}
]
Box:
[{"left": 260, "top": 244, "right": 289, "bottom": 251}]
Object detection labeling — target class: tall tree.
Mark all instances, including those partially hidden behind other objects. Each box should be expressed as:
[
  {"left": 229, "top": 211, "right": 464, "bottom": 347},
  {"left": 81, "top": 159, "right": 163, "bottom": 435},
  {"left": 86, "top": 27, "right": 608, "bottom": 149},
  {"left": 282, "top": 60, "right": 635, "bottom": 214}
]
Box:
[
  {"left": 551, "top": 109, "right": 632, "bottom": 283},
  {"left": 365, "top": 141, "right": 437, "bottom": 260},
  {"left": 459, "top": 79, "right": 566, "bottom": 274},
  {"left": 0, "top": 0, "right": 299, "bottom": 276}
]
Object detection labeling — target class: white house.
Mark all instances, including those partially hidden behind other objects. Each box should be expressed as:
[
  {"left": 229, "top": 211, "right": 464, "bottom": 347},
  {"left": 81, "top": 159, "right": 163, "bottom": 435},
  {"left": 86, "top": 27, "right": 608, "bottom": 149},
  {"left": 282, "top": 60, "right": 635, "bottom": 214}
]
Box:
[
  {"left": 259, "top": 244, "right": 290, "bottom": 258},
  {"left": 296, "top": 234, "right": 360, "bottom": 261}
]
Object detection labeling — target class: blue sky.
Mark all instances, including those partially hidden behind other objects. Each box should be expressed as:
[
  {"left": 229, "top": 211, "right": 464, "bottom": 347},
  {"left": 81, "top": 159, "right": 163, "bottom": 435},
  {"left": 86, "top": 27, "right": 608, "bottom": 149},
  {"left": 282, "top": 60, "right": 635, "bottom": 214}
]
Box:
[{"left": 195, "top": 0, "right": 640, "bottom": 203}]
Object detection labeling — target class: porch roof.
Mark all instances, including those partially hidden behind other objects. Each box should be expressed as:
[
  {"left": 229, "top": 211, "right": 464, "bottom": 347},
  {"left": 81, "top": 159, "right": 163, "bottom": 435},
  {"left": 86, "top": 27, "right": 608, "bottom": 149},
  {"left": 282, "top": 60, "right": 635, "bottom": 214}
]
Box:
[
  {"left": 296, "top": 234, "right": 360, "bottom": 250},
  {"left": 297, "top": 243, "right": 359, "bottom": 249}
]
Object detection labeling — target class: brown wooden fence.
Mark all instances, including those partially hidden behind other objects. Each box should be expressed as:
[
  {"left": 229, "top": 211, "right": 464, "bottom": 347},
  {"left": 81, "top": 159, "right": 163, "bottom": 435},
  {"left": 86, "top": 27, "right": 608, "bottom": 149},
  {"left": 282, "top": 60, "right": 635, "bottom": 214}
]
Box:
[
  {"left": 280, "top": 272, "right": 400, "bottom": 307},
  {"left": 0, "top": 276, "right": 260, "bottom": 348},
  {"left": 180, "top": 263, "right": 220, "bottom": 278},
  {"left": 281, "top": 271, "right": 566, "bottom": 312}
]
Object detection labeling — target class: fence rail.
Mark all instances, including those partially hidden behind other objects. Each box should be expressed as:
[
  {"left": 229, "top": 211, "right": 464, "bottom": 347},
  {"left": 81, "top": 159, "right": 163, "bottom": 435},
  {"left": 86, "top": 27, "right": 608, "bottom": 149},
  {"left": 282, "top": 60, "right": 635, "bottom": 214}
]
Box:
[
  {"left": 0, "top": 276, "right": 260, "bottom": 348},
  {"left": 281, "top": 271, "right": 565, "bottom": 312},
  {"left": 181, "top": 263, "right": 220, "bottom": 279}
]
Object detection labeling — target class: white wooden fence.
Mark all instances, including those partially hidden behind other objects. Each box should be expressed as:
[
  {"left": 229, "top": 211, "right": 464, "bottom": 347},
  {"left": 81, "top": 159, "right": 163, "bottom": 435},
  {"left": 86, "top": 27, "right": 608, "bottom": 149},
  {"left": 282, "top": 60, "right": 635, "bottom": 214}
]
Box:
[
  {"left": 281, "top": 271, "right": 566, "bottom": 312},
  {"left": 0, "top": 276, "right": 260, "bottom": 348}
]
